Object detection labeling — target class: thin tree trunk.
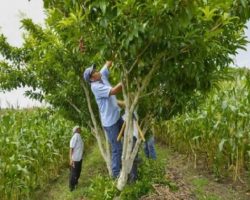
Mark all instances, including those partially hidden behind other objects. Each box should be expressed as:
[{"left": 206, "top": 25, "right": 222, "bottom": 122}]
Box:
[
  {"left": 117, "top": 59, "right": 163, "bottom": 190},
  {"left": 80, "top": 80, "right": 112, "bottom": 176},
  {"left": 117, "top": 113, "right": 134, "bottom": 190},
  {"left": 117, "top": 112, "right": 144, "bottom": 190}
]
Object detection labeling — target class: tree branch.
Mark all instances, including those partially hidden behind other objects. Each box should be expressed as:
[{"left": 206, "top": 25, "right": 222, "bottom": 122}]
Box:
[
  {"left": 80, "top": 79, "right": 99, "bottom": 129},
  {"left": 80, "top": 79, "right": 111, "bottom": 168},
  {"left": 130, "top": 53, "right": 174, "bottom": 113},
  {"left": 128, "top": 42, "right": 152, "bottom": 73},
  {"left": 66, "top": 99, "right": 82, "bottom": 114}
]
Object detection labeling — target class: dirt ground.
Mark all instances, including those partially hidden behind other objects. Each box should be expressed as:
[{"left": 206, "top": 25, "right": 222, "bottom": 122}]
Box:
[{"left": 140, "top": 150, "right": 250, "bottom": 200}]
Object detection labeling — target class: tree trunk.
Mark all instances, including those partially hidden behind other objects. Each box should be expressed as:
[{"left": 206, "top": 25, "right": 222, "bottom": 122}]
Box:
[
  {"left": 116, "top": 60, "right": 160, "bottom": 190},
  {"left": 117, "top": 109, "right": 143, "bottom": 190},
  {"left": 117, "top": 113, "right": 133, "bottom": 190},
  {"left": 117, "top": 165, "right": 129, "bottom": 190},
  {"left": 80, "top": 80, "right": 112, "bottom": 176},
  {"left": 95, "top": 129, "right": 112, "bottom": 176}
]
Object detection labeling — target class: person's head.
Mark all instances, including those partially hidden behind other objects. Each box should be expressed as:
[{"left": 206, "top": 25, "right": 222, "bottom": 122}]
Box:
[
  {"left": 83, "top": 64, "right": 101, "bottom": 83},
  {"left": 72, "top": 126, "right": 80, "bottom": 134}
]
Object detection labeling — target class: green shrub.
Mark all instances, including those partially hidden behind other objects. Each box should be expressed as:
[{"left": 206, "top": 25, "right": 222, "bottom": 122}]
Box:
[
  {"left": 120, "top": 154, "right": 170, "bottom": 200},
  {"left": 83, "top": 175, "right": 119, "bottom": 200},
  {"left": 82, "top": 146, "right": 169, "bottom": 200}
]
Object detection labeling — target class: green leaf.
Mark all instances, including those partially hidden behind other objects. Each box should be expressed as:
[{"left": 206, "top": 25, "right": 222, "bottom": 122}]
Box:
[
  {"left": 219, "top": 139, "right": 227, "bottom": 152},
  {"left": 221, "top": 100, "right": 227, "bottom": 110},
  {"left": 240, "top": 0, "right": 247, "bottom": 8},
  {"left": 200, "top": 6, "right": 218, "bottom": 21},
  {"left": 99, "top": 1, "right": 107, "bottom": 14}
]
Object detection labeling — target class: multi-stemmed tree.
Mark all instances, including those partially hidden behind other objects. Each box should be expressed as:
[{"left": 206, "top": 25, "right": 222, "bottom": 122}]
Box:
[{"left": 0, "top": 0, "right": 249, "bottom": 190}]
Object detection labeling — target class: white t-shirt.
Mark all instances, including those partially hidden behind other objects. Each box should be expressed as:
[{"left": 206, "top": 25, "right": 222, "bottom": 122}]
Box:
[
  {"left": 122, "top": 114, "right": 138, "bottom": 139},
  {"left": 70, "top": 133, "right": 84, "bottom": 161}
]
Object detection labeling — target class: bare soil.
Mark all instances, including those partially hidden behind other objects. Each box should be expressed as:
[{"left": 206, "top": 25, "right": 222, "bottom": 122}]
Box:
[{"left": 140, "top": 150, "right": 250, "bottom": 200}]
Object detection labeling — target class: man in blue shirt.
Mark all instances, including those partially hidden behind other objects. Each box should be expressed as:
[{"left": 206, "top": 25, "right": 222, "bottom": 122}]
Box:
[{"left": 83, "top": 61, "right": 123, "bottom": 178}]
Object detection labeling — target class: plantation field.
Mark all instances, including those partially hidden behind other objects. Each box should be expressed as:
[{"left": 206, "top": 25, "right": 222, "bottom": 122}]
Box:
[
  {"left": 0, "top": 109, "right": 73, "bottom": 200},
  {"left": 159, "top": 69, "right": 250, "bottom": 181}
]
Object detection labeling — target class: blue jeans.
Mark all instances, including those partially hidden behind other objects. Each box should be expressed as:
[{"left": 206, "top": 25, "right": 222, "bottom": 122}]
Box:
[
  {"left": 144, "top": 136, "right": 157, "bottom": 159},
  {"left": 104, "top": 118, "right": 123, "bottom": 178}
]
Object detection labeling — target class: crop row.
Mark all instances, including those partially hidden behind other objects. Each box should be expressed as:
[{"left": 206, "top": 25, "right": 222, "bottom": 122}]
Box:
[{"left": 0, "top": 109, "right": 73, "bottom": 200}]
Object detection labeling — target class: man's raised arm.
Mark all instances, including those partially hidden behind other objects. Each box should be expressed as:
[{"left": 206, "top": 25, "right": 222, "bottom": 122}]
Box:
[{"left": 110, "top": 82, "right": 122, "bottom": 96}]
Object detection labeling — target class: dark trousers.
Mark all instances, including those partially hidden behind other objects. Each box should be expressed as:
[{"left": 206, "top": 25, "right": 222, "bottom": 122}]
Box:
[{"left": 69, "top": 159, "right": 82, "bottom": 190}]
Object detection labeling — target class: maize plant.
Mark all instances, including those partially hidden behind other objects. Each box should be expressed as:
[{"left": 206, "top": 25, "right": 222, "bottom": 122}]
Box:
[
  {"left": 161, "top": 69, "right": 250, "bottom": 180},
  {"left": 0, "top": 109, "right": 73, "bottom": 200}
]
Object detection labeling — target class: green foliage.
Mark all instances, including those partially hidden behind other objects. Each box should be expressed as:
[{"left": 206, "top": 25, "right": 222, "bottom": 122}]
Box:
[
  {"left": 0, "top": 109, "right": 74, "bottom": 200},
  {"left": 161, "top": 68, "right": 250, "bottom": 179},
  {"left": 81, "top": 143, "right": 108, "bottom": 184},
  {"left": 192, "top": 178, "right": 222, "bottom": 200},
  {"left": 84, "top": 175, "right": 119, "bottom": 200},
  {"left": 81, "top": 149, "right": 169, "bottom": 200},
  {"left": 120, "top": 156, "right": 168, "bottom": 200}
]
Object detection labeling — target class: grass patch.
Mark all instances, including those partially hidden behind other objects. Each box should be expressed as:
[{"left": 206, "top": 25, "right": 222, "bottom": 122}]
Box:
[
  {"left": 81, "top": 144, "right": 170, "bottom": 200},
  {"left": 192, "top": 178, "right": 222, "bottom": 200},
  {"left": 38, "top": 144, "right": 175, "bottom": 200}
]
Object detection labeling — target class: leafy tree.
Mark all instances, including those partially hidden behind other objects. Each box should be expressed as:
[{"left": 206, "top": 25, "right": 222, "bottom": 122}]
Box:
[{"left": 1, "top": 0, "right": 249, "bottom": 190}]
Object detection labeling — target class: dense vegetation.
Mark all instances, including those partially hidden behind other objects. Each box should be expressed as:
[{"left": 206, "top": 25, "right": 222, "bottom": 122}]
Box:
[
  {"left": 0, "top": 0, "right": 250, "bottom": 192},
  {"left": 158, "top": 68, "right": 250, "bottom": 180},
  {"left": 0, "top": 109, "right": 74, "bottom": 200}
]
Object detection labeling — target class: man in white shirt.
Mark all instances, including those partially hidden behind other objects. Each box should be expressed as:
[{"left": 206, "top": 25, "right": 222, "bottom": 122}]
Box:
[{"left": 69, "top": 126, "right": 84, "bottom": 191}]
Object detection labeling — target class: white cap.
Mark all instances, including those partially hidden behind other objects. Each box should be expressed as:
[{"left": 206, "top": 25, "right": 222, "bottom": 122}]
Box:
[{"left": 72, "top": 126, "right": 80, "bottom": 133}]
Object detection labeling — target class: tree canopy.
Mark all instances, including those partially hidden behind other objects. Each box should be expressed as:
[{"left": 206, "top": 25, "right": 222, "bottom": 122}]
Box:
[{"left": 1, "top": 0, "right": 249, "bottom": 120}]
